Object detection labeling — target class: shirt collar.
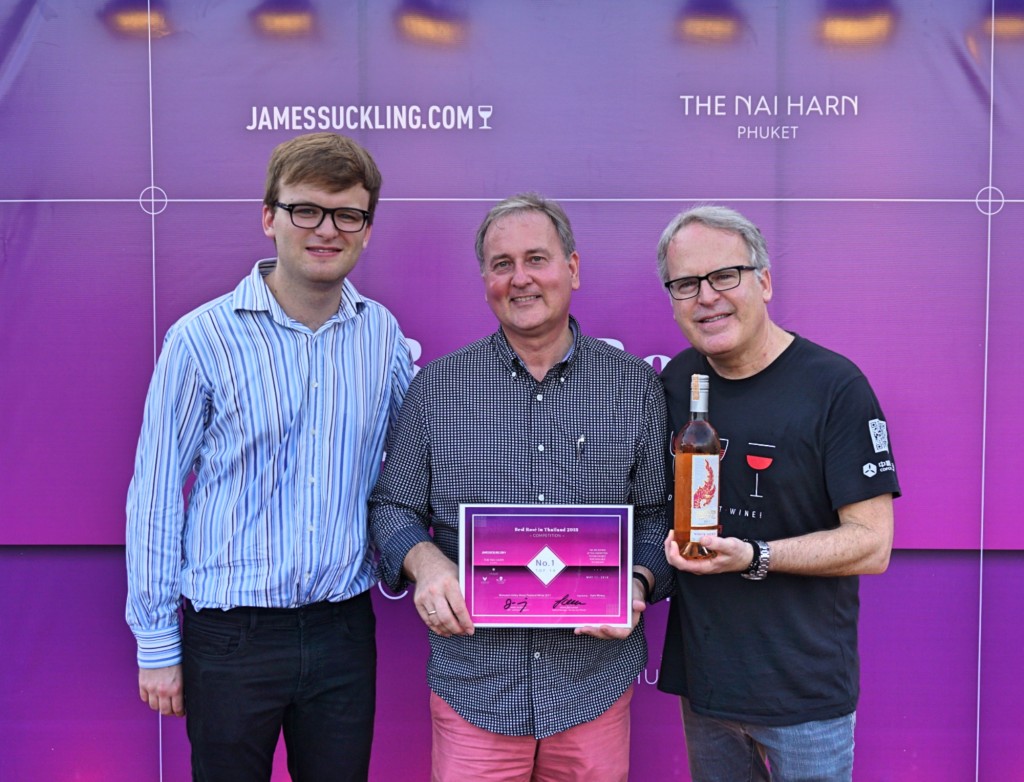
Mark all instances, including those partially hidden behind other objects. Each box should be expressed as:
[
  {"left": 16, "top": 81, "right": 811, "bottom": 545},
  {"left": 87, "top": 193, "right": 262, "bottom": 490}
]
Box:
[
  {"left": 231, "top": 259, "right": 365, "bottom": 326},
  {"left": 492, "top": 316, "right": 581, "bottom": 377}
]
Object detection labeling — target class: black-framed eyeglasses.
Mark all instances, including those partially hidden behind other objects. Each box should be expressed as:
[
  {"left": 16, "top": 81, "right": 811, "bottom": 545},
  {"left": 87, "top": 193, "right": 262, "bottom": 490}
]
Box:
[
  {"left": 664, "top": 265, "right": 758, "bottom": 301},
  {"left": 275, "top": 202, "right": 371, "bottom": 233}
]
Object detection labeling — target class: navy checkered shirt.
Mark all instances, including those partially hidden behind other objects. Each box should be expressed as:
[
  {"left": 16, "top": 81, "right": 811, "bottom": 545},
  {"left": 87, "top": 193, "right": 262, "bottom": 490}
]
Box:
[{"left": 369, "top": 320, "right": 671, "bottom": 738}]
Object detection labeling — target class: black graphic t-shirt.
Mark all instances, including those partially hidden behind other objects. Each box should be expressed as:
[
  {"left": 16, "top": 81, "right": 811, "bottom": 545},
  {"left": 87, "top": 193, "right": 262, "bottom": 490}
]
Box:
[{"left": 658, "top": 334, "right": 900, "bottom": 726}]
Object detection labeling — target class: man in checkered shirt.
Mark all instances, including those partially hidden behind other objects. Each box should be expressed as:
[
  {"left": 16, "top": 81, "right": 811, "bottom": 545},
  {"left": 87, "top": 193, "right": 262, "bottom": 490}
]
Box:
[{"left": 369, "top": 193, "right": 672, "bottom": 781}]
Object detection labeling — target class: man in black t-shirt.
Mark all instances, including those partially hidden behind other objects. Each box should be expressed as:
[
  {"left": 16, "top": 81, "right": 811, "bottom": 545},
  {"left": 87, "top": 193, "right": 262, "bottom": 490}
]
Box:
[{"left": 655, "top": 205, "right": 899, "bottom": 782}]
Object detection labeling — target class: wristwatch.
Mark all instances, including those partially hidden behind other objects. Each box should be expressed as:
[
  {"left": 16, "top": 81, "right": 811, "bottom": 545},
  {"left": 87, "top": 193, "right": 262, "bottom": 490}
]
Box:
[{"left": 741, "top": 539, "right": 770, "bottom": 581}]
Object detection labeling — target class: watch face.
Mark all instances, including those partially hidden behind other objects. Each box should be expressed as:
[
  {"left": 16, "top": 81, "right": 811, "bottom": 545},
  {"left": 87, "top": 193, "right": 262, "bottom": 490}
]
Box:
[
  {"left": 741, "top": 540, "right": 768, "bottom": 580},
  {"left": 749, "top": 540, "right": 762, "bottom": 570}
]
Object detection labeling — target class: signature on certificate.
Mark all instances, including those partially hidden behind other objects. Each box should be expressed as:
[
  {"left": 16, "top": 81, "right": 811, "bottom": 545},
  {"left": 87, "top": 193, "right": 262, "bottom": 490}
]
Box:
[{"left": 552, "top": 594, "right": 586, "bottom": 610}]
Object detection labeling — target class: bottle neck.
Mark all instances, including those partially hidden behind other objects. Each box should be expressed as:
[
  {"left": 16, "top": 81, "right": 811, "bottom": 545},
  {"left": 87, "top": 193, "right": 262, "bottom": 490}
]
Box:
[
  {"left": 688, "top": 373, "right": 710, "bottom": 421},
  {"left": 689, "top": 392, "right": 709, "bottom": 420}
]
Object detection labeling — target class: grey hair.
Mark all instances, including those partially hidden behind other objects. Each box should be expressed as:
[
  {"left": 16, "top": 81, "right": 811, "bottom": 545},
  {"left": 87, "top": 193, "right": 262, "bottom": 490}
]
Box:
[
  {"left": 656, "top": 205, "right": 770, "bottom": 283},
  {"left": 474, "top": 193, "right": 576, "bottom": 271}
]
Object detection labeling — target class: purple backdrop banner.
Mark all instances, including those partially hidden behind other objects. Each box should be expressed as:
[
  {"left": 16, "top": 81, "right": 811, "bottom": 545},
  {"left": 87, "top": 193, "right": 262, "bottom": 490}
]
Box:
[{"left": 1, "top": 1, "right": 1022, "bottom": 780}]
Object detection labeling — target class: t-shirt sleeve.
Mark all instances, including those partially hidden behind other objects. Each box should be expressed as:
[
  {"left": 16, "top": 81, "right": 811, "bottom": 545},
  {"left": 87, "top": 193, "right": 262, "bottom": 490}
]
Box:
[{"left": 823, "top": 373, "right": 901, "bottom": 509}]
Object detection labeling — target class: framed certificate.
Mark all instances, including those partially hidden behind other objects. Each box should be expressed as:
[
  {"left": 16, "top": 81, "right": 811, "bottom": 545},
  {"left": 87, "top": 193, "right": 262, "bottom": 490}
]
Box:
[{"left": 458, "top": 504, "right": 633, "bottom": 628}]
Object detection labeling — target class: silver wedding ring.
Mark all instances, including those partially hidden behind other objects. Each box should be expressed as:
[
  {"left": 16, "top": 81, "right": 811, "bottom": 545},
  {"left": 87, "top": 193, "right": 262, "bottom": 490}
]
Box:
[{"left": 427, "top": 610, "right": 437, "bottom": 616}]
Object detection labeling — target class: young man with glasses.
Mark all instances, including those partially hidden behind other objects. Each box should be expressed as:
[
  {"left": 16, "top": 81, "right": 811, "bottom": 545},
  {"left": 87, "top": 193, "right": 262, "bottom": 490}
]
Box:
[
  {"left": 126, "top": 132, "right": 413, "bottom": 781},
  {"left": 656, "top": 205, "right": 899, "bottom": 782}
]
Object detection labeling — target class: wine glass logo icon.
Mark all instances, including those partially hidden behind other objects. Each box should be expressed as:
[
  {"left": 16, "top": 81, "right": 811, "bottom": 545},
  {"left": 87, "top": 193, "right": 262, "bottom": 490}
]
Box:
[
  {"left": 745, "top": 442, "right": 775, "bottom": 498},
  {"left": 477, "top": 105, "right": 493, "bottom": 130}
]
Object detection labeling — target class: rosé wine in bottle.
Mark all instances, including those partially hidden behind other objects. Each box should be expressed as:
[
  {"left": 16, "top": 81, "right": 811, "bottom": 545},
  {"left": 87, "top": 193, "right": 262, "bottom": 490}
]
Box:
[{"left": 673, "top": 374, "right": 722, "bottom": 559}]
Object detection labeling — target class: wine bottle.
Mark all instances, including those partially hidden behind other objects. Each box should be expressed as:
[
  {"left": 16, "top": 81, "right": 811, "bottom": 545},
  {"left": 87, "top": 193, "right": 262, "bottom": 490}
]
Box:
[{"left": 673, "top": 374, "right": 722, "bottom": 559}]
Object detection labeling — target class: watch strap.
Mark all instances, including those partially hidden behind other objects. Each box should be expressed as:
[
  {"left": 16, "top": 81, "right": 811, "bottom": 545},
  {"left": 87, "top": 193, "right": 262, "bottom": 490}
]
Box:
[{"left": 632, "top": 571, "right": 653, "bottom": 602}]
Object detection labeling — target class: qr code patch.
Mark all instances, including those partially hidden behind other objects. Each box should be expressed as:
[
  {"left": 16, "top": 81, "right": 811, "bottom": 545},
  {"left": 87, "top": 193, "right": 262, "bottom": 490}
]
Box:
[{"left": 868, "top": 419, "right": 889, "bottom": 454}]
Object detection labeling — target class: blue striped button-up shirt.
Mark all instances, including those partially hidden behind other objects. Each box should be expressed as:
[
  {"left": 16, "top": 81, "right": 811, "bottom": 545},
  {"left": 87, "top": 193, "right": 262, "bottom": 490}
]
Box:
[{"left": 126, "top": 259, "right": 413, "bottom": 668}]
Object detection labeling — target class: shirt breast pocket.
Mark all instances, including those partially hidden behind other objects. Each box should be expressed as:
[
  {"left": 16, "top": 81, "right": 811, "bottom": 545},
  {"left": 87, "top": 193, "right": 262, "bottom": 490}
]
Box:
[{"left": 551, "top": 413, "right": 635, "bottom": 505}]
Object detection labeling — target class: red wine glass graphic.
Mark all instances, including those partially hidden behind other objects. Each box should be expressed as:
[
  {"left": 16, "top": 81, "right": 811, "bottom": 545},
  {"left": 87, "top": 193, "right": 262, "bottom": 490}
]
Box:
[{"left": 746, "top": 443, "right": 775, "bottom": 498}]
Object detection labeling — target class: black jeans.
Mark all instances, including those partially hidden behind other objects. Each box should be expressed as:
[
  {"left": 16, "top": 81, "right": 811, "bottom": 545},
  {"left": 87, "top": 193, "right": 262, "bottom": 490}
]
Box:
[{"left": 182, "top": 592, "right": 376, "bottom": 781}]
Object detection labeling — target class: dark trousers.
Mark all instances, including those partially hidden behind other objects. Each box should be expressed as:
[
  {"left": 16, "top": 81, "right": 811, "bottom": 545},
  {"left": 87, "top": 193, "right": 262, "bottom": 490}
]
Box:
[{"left": 182, "top": 592, "right": 376, "bottom": 782}]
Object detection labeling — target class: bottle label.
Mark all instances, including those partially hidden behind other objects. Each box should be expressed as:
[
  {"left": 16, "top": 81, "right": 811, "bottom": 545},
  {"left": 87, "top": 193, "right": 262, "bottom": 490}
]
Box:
[{"left": 689, "top": 454, "right": 719, "bottom": 540}]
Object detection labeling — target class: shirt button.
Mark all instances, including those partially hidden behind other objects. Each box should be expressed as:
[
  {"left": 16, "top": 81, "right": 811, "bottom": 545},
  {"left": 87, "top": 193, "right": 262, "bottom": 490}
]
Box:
[
  {"left": 537, "top": 444, "right": 544, "bottom": 452},
  {"left": 538, "top": 494, "right": 545, "bottom": 502},
  {"left": 309, "top": 476, "right": 315, "bottom": 484},
  {"left": 533, "top": 652, "right": 541, "bottom": 659},
  {"left": 313, "top": 380, "right": 319, "bottom": 389},
  {"left": 511, "top": 371, "right": 517, "bottom": 378},
  {"left": 559, "top": 377, "right": 565, "bottom": 384},
  {"left": 536, "top": 394, "right": 543, "bottom": 401}
]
